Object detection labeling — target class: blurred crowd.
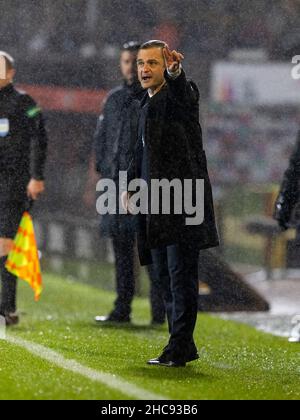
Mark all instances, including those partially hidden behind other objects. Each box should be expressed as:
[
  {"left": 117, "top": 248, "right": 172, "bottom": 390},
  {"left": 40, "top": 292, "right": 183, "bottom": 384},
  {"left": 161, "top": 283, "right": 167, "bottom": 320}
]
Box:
[
  {"left": 205, "top": 106, "right": 300, "bottom": 186},
  {"left": 1, "top": 0, "right": 299, "bottom": 61},
  {"left": 1, "top": 0, "right": 299, "bottom": 196}
]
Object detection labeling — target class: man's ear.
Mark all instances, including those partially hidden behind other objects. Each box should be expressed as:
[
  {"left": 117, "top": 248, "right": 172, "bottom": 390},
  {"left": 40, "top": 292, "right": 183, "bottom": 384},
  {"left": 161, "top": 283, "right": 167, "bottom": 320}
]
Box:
[
  {"left": 161, "top": 48, "right": 167, "bottom": 69},
  {"left": 8, "top": 68, "right": 16, "bottom": 82}
]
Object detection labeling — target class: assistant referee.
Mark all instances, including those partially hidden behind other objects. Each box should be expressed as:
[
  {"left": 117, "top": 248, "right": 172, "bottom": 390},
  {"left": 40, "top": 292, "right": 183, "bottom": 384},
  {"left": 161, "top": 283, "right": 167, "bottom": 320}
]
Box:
[{"left": 0, "top": 51, "right": 48, "bottom": 325}]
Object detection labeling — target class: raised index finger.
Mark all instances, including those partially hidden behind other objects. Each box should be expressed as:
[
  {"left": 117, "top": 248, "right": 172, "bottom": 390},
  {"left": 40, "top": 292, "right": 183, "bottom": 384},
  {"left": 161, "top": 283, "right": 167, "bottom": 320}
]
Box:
[{"left": 172, "top": 51, "right": 184, "bottom": 61}]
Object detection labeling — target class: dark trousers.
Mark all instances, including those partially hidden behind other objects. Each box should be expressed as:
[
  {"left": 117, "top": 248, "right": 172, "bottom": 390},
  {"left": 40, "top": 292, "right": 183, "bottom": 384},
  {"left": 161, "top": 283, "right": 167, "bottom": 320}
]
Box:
[
  {"left": 0, "top": 201, "right": 24, "bottom": 315},
  {"left": 0, "top": 257, "right": 17, "bottom": 314},
  {"left": 151, "top": 240, "right": 200, "bottom": 358},
  {"left": 111, "top": 232, "right": 165, "bottom": 322}
]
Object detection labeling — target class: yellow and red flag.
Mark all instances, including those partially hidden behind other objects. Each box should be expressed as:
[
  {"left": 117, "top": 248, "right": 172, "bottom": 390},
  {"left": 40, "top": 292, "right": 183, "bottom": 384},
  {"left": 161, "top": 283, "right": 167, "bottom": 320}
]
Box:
[{"left": 5, "top": 212, "right": 42, "bottom": 301}]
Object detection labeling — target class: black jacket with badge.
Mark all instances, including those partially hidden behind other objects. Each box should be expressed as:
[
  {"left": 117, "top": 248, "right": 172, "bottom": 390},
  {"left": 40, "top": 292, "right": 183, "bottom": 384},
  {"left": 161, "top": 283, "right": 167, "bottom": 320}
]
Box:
[
  {"left": 128, "top": 69, "right": 220, "bottom": 265},
  {"left": 0, "top": 83, "right": 48, "bottom": 204},
  {"left": 94, "top": 80, "right": 144, "bottom": 236}
]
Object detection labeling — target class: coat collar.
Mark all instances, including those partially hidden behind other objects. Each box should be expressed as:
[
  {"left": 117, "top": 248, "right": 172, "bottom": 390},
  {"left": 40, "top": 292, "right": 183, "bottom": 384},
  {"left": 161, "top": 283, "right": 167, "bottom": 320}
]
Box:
[{"left": 140, "top": 83, "right": 168, "bottom": 109}]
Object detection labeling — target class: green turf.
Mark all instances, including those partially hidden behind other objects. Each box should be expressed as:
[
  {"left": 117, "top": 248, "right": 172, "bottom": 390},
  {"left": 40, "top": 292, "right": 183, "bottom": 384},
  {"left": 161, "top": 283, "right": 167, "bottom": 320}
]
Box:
[
  {"left": 0, "top": 341, "right": 128, "bottom": 400},
  {"left": 0, "top": 274, "right": 299, "bottom": 400}
]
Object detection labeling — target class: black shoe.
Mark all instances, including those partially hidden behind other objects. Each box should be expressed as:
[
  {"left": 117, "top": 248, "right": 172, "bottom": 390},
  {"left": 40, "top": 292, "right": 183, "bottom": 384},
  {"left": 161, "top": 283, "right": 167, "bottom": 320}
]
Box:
[
  {"left": 147, "top": 344, "right": 199, "bottom": 367},
  {"left": 186, "top": 352, "right": 199, "bottom": 363},
  {"left": 94, "top": 314, "right": 131, "bottom": 324},
  {"left": 147, "top": 356, "right": 186, "bottom": 367},
  {"left": 0, "top": 312, "right": 19, "bottom": 327},
  {"left": 147, "top": 349, "right": 186, "bottom": 367}
]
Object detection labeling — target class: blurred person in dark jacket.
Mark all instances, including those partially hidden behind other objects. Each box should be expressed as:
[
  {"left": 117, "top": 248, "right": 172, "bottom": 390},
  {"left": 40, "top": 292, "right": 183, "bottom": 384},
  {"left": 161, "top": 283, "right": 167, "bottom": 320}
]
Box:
[
  {"left": 94, "top": 42, "right": 165, "bottom": 325},
  {"left": 0, "top": 51, "right": 47, "bottom": 326},
  {"left": 274, "top": 130, "right": 300, "bottom": 242}
]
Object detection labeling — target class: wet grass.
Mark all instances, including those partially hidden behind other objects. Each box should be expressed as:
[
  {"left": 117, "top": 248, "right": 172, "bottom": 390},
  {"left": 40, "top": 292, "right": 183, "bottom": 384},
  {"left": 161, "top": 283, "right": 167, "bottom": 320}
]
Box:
[{"left": 0, "top": 274, "right": 299, "bottom": 400}]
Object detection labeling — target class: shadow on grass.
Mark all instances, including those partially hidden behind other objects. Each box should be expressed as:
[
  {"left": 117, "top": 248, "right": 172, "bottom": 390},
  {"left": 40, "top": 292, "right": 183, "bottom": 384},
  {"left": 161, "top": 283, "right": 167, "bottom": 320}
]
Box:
[
  {"left": 91, "top": 322, "right": 167, "bottom": 332},
  {"left": 129, "top": 364, "right": 218, "bottom": 382}
]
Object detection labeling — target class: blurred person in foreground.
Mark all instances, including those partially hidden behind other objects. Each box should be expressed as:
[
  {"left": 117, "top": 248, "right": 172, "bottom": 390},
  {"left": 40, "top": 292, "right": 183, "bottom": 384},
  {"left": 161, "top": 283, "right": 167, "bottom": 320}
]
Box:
[
  {"left": 122, "top": 41, "right": 219, "bottom": 367},
  {"left": 94, "top": 42, "right": 165, "bottom": 325},
  {"left": 0, "top": 51, "right": 47, "bottom": 325},
  {"left": 274, "top": 130, "right": 300, "bottom": 242}
]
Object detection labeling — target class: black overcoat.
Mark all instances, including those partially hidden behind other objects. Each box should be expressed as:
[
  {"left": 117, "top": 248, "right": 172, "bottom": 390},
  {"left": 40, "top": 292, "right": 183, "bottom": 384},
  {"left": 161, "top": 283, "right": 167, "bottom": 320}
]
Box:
[{"left": 128, "top": 69, "right": 220, "bottom": 265}]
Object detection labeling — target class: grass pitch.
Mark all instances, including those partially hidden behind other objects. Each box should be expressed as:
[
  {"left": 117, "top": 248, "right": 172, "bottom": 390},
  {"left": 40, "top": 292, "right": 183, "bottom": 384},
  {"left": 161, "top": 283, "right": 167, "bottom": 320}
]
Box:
[{"left": 0, "top": 273, "right": 299, "bottom": 400}]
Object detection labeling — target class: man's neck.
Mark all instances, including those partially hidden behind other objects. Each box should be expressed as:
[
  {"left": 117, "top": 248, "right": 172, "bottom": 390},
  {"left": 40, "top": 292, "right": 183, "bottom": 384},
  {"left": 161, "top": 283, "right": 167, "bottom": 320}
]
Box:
[
  {"left": 0, "top": 82, "right": 12, "bottom": 91},
  {"left": 148, "top": 80, "right": 166, "bottom": 98}
]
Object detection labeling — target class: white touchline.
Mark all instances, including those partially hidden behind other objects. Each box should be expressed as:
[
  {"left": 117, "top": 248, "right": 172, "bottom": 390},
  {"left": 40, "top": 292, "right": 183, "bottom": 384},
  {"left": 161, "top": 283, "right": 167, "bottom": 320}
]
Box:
[{"left": 7, "top": 335, "right": 168, "bottom": 401}]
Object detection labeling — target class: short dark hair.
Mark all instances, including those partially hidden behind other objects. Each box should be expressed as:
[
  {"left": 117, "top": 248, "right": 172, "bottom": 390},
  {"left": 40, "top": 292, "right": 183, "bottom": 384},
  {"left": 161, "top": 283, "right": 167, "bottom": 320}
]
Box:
[
  {"left": 0, "top": 51, "right": 15, "bottom": 70},
  {"left": 139, "top": 40, "right": 167, "bottom": 50},
  {"left": 122, "top": 41, "right": 141, "bottom": 53}
]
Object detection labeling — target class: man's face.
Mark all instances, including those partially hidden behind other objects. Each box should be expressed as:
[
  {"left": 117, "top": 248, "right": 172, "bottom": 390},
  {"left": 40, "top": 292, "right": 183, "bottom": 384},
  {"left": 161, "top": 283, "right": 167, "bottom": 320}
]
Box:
[
  {"left": 137, "top": 47, "right": 166, "bottom": 90},
  {"left": 120, "top": 50, "right": 138, "bottom": 83},
  {"left": 0, "top": 65, "right": 15, "bottom": 89}
]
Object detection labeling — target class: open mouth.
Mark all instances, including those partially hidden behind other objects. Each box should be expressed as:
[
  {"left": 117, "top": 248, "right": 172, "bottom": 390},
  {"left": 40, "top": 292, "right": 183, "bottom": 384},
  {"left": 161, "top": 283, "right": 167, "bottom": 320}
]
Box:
[{"left": 142, "top": 75, "right": 152, "bottom": 82}]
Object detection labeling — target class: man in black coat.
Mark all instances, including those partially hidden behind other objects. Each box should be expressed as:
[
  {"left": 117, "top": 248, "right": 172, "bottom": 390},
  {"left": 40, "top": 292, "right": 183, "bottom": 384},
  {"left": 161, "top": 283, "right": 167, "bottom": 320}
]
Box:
[
  {"left": 122, "top": 41, "right": 219, "bottom": 367},
  {"left": 94, "top": 42, "right": 165, "bottom": 325},
  {"left": 274, "top": 130, "right": 300, "bottom": 241},
  {"left": 0, "top": 52, "right": 47, "bottom": 325}
]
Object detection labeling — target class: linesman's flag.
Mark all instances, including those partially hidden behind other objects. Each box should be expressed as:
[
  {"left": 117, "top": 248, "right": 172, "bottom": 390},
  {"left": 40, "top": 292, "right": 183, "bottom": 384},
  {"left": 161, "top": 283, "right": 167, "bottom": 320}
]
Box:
[{"left": 5, "top": 212, "right": 42, "bottom": 301}]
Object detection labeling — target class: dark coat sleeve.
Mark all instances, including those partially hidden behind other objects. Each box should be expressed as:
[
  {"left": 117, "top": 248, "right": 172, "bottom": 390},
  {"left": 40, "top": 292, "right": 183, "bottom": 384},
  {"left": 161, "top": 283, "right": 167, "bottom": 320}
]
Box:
[
  {"left": 126, "top": 103, "right": 143, "bottom": 185},
  {"left": 274, "top": 131, "right": 300, "bottom": 228},
  {"left": 126, "top": 135, "right": 143, "bottom": 185},
  {"left": 94, "top": 99, "right": 108, "bottom": 175},
  {"left": 21, "top": 94, "right": 48, "bottom": 181},
  {"left": 164, "top": 68, "right": 199, "bottom": 106}
]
